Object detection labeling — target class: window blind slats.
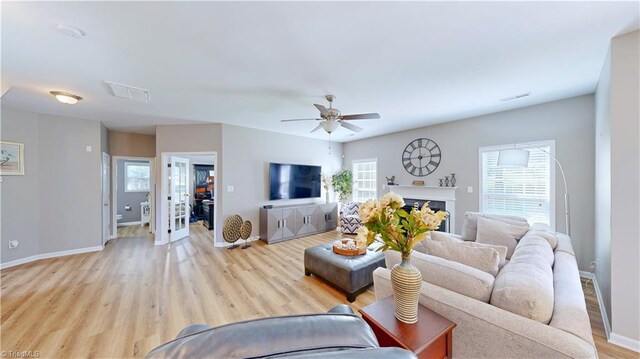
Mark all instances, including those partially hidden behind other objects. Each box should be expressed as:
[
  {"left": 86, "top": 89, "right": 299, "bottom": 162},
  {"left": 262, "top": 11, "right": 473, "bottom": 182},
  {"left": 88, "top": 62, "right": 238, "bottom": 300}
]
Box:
[{"left": 480, "top": 144, "right": 553, "bottom": 226}]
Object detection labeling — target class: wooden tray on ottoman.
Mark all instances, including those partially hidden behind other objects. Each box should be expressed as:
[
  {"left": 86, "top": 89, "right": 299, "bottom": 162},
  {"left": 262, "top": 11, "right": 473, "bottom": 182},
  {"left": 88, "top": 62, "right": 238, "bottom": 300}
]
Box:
[{"left": 333, "top": 239, "right": 366, "bottom": 256}]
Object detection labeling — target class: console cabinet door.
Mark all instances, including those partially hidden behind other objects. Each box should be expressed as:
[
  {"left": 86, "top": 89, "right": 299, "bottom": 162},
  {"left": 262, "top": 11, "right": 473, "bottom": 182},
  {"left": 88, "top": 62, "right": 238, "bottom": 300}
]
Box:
[
  {"left": 281, "top": 208, "right": 296, "bottom": 240},
  {"left": 266, "top": 209, "right": 284, "bottom": 241},
  {"left": 296, "top": 205, "right": 318, "bottom": 236},
  {"left": 318, "top": 203, "right": 338, "bottom": 231}
]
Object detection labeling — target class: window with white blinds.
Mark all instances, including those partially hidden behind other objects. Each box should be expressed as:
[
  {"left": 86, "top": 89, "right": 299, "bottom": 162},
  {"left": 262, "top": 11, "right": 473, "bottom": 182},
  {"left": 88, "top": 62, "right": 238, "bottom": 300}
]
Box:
[
  {"left": 353, "top": 159, "right": 377, "bottom": 202},
  {"left": 479, "top": 141, "right": 555, "bottom": 228}
]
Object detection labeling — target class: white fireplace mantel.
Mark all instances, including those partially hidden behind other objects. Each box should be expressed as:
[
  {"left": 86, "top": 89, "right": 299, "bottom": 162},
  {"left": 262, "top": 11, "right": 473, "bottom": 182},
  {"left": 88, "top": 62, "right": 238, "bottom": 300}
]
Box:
[{"left": 386, "top": 185, "right": 458, "bottom": 232}]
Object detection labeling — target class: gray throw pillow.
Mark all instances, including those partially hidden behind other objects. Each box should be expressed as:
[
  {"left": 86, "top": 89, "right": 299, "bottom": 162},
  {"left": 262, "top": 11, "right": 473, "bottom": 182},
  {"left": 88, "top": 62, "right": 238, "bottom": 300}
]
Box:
[{"left": 476, "top": 217, "right": 529, "bottom": 259}]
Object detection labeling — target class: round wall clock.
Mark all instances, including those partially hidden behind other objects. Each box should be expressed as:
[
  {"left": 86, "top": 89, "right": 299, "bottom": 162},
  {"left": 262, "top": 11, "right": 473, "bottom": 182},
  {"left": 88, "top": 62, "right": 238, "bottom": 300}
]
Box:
[{"left": 402, "top": 138, "right": 441, "bottom": 177}]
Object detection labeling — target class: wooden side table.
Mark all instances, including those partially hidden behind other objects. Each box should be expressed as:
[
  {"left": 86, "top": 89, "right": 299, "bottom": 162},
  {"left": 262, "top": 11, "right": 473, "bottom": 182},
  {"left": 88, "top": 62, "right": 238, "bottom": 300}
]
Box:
[{"left": 359, "top": 296, "right": 456, "bottom": 359}]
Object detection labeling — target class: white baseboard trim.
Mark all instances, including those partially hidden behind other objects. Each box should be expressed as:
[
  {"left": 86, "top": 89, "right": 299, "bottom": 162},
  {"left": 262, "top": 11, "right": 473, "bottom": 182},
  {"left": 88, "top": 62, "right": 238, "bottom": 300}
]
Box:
[
  {"left": 609, "top": 333, "right": 640, "bottom": 353},
  {"left": 117, "top": 221, "right": 141, "bottom": 227},
  {"left": 1, "top": 245, "right": 104, "bottom": 270},
  {"left": 579, "top": 271, "right": 612, "bottom": 341}
]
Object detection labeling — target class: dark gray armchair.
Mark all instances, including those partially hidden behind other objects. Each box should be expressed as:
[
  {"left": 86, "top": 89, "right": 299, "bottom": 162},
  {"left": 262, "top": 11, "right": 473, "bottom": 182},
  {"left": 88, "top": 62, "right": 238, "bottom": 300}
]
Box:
[{"left": 145, "top": 305, "right": 416, "bottom": 358}]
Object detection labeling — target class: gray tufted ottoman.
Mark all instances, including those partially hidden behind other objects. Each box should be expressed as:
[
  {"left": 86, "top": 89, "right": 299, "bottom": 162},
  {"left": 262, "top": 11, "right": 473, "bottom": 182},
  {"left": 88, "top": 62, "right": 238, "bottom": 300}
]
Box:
[{"left": 304, "top": 242, "right": 386, "bottom": 302}]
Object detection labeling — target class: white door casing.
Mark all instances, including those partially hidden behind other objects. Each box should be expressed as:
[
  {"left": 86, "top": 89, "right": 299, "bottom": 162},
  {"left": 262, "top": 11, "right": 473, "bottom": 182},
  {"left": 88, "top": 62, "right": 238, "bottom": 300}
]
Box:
[
  {"left": 102, "top": 152, "right": 111, "bottom": 246},
  {"left": 169, "top": 156, "right": 190, "bottom": 242}
]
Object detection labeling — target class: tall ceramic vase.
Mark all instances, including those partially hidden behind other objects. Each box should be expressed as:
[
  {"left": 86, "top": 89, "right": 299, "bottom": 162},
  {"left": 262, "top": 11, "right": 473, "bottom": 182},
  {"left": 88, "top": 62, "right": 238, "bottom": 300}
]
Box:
[{"left": 390, "top": 254, "right": 422, "bottom": 324}]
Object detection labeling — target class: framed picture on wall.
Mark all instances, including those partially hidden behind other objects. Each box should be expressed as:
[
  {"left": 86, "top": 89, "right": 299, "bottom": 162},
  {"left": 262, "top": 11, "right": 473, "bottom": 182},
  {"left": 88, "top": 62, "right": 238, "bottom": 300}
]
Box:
[{"left": 0, "top": 141, "right": 25, "bottom": 175}]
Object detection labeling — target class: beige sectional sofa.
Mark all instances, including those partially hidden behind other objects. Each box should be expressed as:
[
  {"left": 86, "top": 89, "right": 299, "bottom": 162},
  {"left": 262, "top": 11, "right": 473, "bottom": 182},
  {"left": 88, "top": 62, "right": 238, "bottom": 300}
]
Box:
[{"left": 373, "top": 216, "right": 597, "bottom": 359}]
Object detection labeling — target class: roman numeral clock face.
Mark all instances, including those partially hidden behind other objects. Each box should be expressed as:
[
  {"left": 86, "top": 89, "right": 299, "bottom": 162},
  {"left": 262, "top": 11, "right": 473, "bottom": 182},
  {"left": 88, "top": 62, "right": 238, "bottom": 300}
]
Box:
[{"left": 402, "top": 138, "right": 441, "bottom": 177}]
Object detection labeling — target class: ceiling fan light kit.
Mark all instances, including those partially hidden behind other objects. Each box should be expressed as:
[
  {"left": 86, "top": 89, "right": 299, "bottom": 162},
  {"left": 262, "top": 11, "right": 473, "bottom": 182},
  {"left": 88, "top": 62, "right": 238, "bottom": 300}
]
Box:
[{"left": 282, "top": 95, "right": 380, "bottom": 134}]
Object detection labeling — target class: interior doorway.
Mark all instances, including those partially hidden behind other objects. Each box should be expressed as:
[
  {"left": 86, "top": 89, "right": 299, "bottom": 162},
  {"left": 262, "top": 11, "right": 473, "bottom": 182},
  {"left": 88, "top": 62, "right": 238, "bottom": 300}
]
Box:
[
  {"left": 102, "top": 152, "right": 111, "bottom": 246},
  {"left": 160, "top": 152, "right": 217, "bottom": 245},
  {"left": 111, "top": 156, "right": 155, "bottom": 240}
]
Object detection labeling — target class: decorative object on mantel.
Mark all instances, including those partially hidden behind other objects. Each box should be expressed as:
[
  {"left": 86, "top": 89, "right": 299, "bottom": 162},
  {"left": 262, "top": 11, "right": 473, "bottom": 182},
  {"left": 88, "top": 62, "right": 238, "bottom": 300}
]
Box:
[
  {"left": 321, "top": 173, "right": 332, "bottom": 204},
  {"left": 438, "top": 179, "right": 444, "bottom": 187},
  {"left": 412, "top": 180, "right": 425, "bottom": 186},
  {"left": 0, "top": 141, "right": 24, "bottom": 176},
  {"left": 444, "top": 176, "right": 450, "bottom": 187},
  {"left": 332, "top": 170, "right": 353, "bottom": 203},
  {"left": 402, "top": 138, "right": 441, "bottom": 177},
  {"left": 223, "top": 214, "right": 243, "bottom": 250},
  {"left": 386, "top": 176, "right": 396, "bottom": 186},
  {"left": 450, "top": 173, "right": 456, "bottom": 186},
  {"left": 332, "top": 238, "right": 366, "bottom": 256},
  {"left": 357, "top": 193, "right": 447, "bottom": 323},
  {"left": 240, "top": 220, "right": 252, "bottom": 249}
]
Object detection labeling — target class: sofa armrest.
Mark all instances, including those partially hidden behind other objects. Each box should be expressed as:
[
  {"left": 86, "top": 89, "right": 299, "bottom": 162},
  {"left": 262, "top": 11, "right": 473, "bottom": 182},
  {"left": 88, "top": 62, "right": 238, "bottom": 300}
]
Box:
[
  {"left": 373, "top": 268, "right": 597, "bottom": 359},
  {"left": 146, "top": 312, "right": 379, "bottom": 358}
]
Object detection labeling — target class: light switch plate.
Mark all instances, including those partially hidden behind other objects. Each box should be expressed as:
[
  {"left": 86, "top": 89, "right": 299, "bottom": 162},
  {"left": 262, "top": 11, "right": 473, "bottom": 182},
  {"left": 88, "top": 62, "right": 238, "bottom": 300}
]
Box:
[
  {"left": 227, "top": 185, "right": 234, "bottom": 193},
  {"left": 467, "top": 186, "right": 473, "bottom": 193},
  {"left": 86, "top": 145, "right": 92, "bottom": 152}
]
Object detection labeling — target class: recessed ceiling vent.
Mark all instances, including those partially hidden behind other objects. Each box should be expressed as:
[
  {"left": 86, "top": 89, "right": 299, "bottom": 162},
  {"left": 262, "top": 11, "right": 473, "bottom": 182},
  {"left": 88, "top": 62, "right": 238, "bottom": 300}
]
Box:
[
  {"left": 500, "top": 92, "right": 531, "bottom": 102},
  {"left": 105, "top": 81, "right": 150, "bottom": 103}
]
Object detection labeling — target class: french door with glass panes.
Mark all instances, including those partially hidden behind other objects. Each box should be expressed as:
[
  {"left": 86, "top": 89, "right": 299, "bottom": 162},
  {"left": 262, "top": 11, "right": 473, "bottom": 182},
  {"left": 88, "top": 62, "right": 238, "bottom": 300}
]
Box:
[{"left": 169, "top": 156, "right": 190, "bottom": 241}]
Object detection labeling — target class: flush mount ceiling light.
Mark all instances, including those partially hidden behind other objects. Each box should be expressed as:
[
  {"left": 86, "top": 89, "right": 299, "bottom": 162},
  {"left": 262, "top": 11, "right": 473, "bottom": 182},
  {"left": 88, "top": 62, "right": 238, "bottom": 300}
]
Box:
[
  {"left": 56, "top": 23, "right": 86, "bottom": 39},
  {"left": 50, "top": 91, "right": 83, "bottom": 105}
]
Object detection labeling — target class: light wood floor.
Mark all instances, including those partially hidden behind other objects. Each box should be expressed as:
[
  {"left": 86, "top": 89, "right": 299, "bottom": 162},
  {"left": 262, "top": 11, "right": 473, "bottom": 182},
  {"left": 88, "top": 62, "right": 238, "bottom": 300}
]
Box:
[{"left": 1, "top": 224, "right": 636, "bottom": 358}]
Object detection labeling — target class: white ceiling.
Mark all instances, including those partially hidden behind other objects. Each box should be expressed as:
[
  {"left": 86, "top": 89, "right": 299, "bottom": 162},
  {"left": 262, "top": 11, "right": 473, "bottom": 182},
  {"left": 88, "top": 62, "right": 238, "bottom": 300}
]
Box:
[{"left": 2, "top": 2, "right": 638, "bottom": 141}]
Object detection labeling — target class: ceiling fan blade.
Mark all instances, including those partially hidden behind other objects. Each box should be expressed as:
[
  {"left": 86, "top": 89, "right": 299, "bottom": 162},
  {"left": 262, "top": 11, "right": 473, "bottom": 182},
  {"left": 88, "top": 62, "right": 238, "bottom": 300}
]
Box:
[
  {"left": 281, "top": 118, "right": 322, "bottom": 122},
  {"left": 339, "top": 121, "right": 363, "bottom": 133},
  {"left": 314, "top": 104, "right": 329, "bottom": 115},
  {"left": 340, "top": 113, "right": 380, "bottom": 120},
  {"left": 310, "top": 124, "right": 323, "bottom": 133}
]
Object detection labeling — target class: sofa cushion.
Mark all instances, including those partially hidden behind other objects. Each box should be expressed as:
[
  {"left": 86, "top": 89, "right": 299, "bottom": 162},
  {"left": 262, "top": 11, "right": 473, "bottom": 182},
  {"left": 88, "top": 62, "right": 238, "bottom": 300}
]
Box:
[
  {"left": 385, "top": 250, "right": 495, "bottom": 302},
  {"left": 549, "top": 251, "right": 595, "bottom": 346},
  {"left": 512, "top": 234, "right": 555, "bottom": 267},
  {"left": 431, "top": 231, "right": 508, "bottom": 268},
  {"left": 554, "top": 233, "right": 575, "bottom": 256},
  {"left": 423, "top": 239, "right": 500, "bottom": 277},
  {"left": 490, "top": 252, "right": 554, "bottom": 324},
  {"left": 461, "top": 212, "right": 528, "bottom": 241},
  {"left": 528, "top": 223, "right": 558, "bottom": 249},
  {"left": 476, "top": 217, "right": 529, "bottom": 259}
]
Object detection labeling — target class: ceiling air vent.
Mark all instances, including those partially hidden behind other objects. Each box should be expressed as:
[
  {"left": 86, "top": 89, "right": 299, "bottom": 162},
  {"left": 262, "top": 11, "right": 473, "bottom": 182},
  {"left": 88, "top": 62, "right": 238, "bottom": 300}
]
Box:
[
  {"left": 500, "top": 92, "right": 531, "bottom": 102},
  {"left": 105, "top": 81, "right": 150, "bottom": 103}
]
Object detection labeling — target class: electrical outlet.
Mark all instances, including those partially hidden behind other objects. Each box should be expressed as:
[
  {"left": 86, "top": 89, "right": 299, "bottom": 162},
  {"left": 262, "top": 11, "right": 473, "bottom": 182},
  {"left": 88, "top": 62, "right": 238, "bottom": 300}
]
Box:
[
  {"left": 227, "top": 185, "right": 234, "bottom": 193},
  {"left": 467, "top": 186, "right": 473, "bottom": 193},
  {"left": 8, "top": 240, "right": 19, "bottom": 249}
]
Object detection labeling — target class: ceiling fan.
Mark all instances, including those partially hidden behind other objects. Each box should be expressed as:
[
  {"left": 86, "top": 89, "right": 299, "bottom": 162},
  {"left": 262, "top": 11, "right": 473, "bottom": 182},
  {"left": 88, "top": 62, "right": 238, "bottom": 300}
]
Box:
[{"left": 281, "top": 95, "right": 380, "bottom": 134}]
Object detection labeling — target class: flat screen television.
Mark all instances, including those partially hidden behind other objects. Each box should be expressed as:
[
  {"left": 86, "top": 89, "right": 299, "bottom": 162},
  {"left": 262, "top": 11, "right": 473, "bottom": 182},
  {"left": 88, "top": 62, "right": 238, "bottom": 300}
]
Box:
[{"left": 269, "top": 163, "right": 322, "bottom": 200}]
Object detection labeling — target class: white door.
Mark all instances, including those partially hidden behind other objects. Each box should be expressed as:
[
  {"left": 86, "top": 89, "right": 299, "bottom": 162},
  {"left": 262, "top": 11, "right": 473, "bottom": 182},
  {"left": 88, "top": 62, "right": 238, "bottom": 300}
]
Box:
[
  {"left": 169, "top": 156, "right": 190, "bottom": 241},
  {"left": 102, "top": 152, "right": 111, "bottom": 245}
]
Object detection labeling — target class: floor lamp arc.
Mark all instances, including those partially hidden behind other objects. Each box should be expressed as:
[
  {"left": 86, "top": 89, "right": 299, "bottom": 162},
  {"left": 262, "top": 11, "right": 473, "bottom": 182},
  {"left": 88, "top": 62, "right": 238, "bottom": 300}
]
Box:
[{"left": 498, "top": 146, "right": 570, "bottom": 236}]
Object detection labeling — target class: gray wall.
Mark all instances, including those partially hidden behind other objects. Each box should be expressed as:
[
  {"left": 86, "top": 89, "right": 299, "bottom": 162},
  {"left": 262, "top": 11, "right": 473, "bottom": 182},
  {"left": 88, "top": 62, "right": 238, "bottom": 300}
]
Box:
[
  {"left": 36, "top": 113, "right": 103, "bottom": 253},
  {"left": 116, "top": 159, "right": 149, "bottom": 223},
  {"left": 594, "top": 43, "right": 612, "bottom": 329},
  {"left": 1, "top": 105, "right": 103, "bottom": 264},
  {"left": 1, "top": 105, "right": 40, "bottom": 263},
  {"left": 608, "top": 30, "right": 639, "bottom": 343},
  {"left": 344, "top": 95, "right": 595, "bottom": 270},
  {"left": 221, "top": 124, "right": 343, "bottom": 244},
  {"left": 109, "top": 130, "right": 155, "bottom": 157}
]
